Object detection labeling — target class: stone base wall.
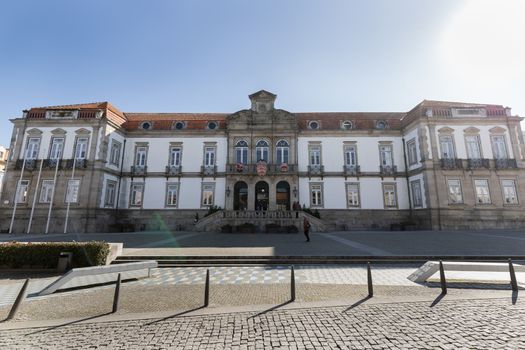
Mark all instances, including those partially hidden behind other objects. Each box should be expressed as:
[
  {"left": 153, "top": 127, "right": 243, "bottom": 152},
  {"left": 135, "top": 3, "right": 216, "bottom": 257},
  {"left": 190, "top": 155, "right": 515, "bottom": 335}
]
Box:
[{"left": 2, "top": 207, "right": 525, "bottom": 233}]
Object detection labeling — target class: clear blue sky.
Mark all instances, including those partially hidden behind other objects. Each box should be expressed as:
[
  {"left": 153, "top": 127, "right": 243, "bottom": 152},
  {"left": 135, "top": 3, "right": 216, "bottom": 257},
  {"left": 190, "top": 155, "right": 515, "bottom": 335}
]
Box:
[{"left": 1, "top": 0, "right": 524, "bottom": 146}]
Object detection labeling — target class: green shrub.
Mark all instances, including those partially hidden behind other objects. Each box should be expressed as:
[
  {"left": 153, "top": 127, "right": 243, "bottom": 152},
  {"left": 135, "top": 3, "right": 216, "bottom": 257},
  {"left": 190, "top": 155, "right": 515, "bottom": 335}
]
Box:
[
  {"left": 204, "top": 205, "right": 222, "bottom": 217},
  {"left": 0, "top": 241, "right": 110, "bottom": 269}
]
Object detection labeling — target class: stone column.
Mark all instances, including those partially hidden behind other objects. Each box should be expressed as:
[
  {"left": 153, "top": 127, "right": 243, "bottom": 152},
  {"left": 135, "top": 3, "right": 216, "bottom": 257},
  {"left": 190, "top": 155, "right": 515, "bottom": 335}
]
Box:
[
  {"left": 247, "top": 179, "right": 255, "bottom": 210},
  {"left": 269, "top": 178, "right": 277, "bottom": 210}
]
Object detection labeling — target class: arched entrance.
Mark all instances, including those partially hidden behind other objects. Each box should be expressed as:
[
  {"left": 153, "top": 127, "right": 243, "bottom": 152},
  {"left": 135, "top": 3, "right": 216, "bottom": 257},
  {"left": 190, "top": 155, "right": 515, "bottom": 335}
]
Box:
[
  {"left": 276, "top": 181, "right": 290, "bottom": 210},
  {"left": 234, "top": 181, "right": 248, "bottom": 210},
  {"left": 255, "top": 181, "right": 269, "bottom": 211}
]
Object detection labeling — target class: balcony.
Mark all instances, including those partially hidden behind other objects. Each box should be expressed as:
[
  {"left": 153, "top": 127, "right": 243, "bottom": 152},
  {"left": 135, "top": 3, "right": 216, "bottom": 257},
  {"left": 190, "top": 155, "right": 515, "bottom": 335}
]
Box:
[
  {"left": 226, "top": 163, "right": 298, "bottom": 175},
  {"left": 65, "top": 158, "right": 88, "bottom": 169},
  {"left": 15, "top": 159, "right": 37, "bottom": 171},
  {"left": 307, "top": 165, "right": 324, "bottom": 177},
  {"left": 201, "top": 165, "right": 217, "bottom": 177},
  {"left": 131, "top": 165, "right": 147, "bottom": 176},
  {"left": 440, "top": 158, "right": 462, "bottom": 170},
  {"left": 379, "top": 165, "right": 397, "bottom": 177},
  {"left": 43, "top": 158, "right": 63, "bottom": 169},
  {"left": 467, "top": 158, "right": 490, "bottom": 170},
  {"left": 495, "top": 158, "right": 517, "bottom": 169},
  {"left": 343, "top": 164, "right": 360, "bottom": 177},
  {"left": 165, "top": 165, "right": 182, "bottom": 176}
]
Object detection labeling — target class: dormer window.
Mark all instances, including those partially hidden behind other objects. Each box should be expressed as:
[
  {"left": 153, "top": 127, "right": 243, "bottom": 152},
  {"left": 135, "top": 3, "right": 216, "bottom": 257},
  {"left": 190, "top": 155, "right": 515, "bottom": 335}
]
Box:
[
  {"left": 207, "top": 121, "right": 218, "bottom": 130},
  {"left": 140, "top": 121, "right": 152, "bottom": 130},
  {"left": 308, "top": 121, "right": 320, "bottom": 130},
  {"left": 173, "top": 121, "right": 186, "bottom": 130},
  {"left": 341, "top": 120, "right": 353, "bottom": 130},
  {"left": 376, "top": 120, "right": 388, "bottom": 129}
]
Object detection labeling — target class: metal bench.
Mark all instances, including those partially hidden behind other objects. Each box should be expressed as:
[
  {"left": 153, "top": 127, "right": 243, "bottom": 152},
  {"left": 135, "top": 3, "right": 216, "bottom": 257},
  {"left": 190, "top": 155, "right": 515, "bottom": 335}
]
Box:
[{"left": 38, "top": 261, "right": 157, "bottom": 296}]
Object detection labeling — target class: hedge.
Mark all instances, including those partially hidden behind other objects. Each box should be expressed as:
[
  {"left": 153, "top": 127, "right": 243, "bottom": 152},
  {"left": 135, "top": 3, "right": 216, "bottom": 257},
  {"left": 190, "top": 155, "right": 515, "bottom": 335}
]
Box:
[{"left": 0, "top": 241, "right": 110, "bottom": 269}]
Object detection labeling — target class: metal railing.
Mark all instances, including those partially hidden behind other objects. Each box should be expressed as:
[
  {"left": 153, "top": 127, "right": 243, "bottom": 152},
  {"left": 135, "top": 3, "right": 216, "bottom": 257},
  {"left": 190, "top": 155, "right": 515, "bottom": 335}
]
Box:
[
  {"left": 467, "top": 158, "right": 490, "bottom": 170},
  {"left": 440, "top": 158, "right": 462, "bottom": 170},
  {"left": 131, "top": 165, "right": 147, "bottom": 176},
  {"left": 495, "top": 158, "right": 517, "bottom": 169},
  {"left": 165, "top": 165, "right": 182, "bottom": 176}
]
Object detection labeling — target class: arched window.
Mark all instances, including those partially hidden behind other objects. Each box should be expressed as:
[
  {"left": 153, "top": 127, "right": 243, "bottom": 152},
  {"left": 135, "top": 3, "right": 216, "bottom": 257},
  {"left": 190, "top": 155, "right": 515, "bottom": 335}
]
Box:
[
  {"left": 276, "top": 140, "right": 289, "bottom": 164},
  {"left": 376, "top": 120, "right": 388, "bottom": 129},
  {"left": 255, "top": 140, "right": 269, "bottom": 162},
  {"left": 235, "top": 140, "right": 248, "bottom": 164}
]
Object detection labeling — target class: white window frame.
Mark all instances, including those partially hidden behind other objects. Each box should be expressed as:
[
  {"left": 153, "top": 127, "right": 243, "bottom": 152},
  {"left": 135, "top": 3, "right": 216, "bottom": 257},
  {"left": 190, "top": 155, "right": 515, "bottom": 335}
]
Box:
[
  {"left": 379, "top": 144, "right": 393, "bottom": 167},
  {"left": 465, "top": 135, "right": 482, "bottom": 159},
  {"left": 166, "top": 183, "right": 180, "bottom": 207},
  {"left": 16, "top": 179, "right": 30, "bottom": 203},
  {"left": 235, "top": 140, "right": 248, "bottom": 164},
  {"left": 474, "top": 179, "right": 491, "bottom": 204},
  {"left": 104, "top": 180, "right": 117, "bottom": 207},
  {"left": 204, "top": 146, "right": 216, "bottom": 167},
  {"left": 501, "top": 179, "right": 518, "bottom": 205},
  {"left": 74, "top": 137, "right": 89, "bottom": 160},
  {"left": 447, "top": 179, "right": 463, "bottom": 204},
  {"left": 439, "top": 135, "right": 456, "bottom": 159},
  {"left": 201, "top": 182, "right": 215, "bottom": 207},
  {"left": 169, "top": 146, "right": 182, "bottom": 167},
  {"left": 491, "top": 135, "right": 508, "bottom": 159},
  {"left": 135, "top": 146, "right": 148, "bottom": 167},
  {"left": 49, "top": 137, "right": 64, "bottom": 160},
  {"left": 39, "top": 179, "right": 55, "bottom": 203},
  {"left": 65, "top": 179, "right": 80, "bottom": 204},
  {"left": 345, "top": 183, "right": 360, "bottom": 208},
  {"left": 130, "top": 183, "right": 144, "bottom": 207},
  {"left": 407, "top": 139, "right": 418, "bottom": 165},
  {"left": 410, "top": 180, "right": 423, "bottom": 208},
  {"left": 276, "top": 140, "right": 289, "bottom": 164},
  {"left": 25, "top": 137, "right": 40, "bottom": 160},
  {"left": 309, "top": 183, "right": 323, "bottom": 208},
  {"left": 309, "top": 145, "right": 321, "bottom": 166},
  {"left": 382, "top": 183, "right": 397, "bottom": 208},
  {"left": 109, "top": 140, "right": 122, "bottom": 166},
  {"left": 255, "top": 140, "right": 269, "bottom": 162},
  {"left": 344, "top": 144, "right": 357, "bottom": 166}
]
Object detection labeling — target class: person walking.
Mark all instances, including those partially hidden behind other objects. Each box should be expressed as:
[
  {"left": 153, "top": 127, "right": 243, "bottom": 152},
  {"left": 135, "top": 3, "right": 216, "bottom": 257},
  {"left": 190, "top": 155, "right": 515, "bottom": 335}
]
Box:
[{"left": 303, "top": 217, "right": 311, "bottom": 242}]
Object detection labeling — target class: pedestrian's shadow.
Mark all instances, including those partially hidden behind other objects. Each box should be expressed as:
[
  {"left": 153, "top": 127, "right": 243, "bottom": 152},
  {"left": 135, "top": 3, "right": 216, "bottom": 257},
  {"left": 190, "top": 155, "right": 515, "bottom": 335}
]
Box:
[
  {"left": 143, "top": 305, "right": 206, "bottom": 326},
  {"left": 343, "top": 295, "right": 372, "bottom": 312},
  {"left": 25, "top": 312, "right": 113, "bottom": 336},
  {"left": 248, "top": 300, "right": 294, "bottom": 319}
]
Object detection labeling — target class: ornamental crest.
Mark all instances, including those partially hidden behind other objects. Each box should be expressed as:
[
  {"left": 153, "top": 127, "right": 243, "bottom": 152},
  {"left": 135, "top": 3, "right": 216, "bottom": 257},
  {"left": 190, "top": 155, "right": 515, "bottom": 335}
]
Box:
[
  {"left": 236, "top": 163, "right": 244, "bottom": 172},
  {"left": 280, "top": 163, "right": 289, "bottom": 172},
  {"left": 256, "top": 160, "right": 267, "bottom": 176}
]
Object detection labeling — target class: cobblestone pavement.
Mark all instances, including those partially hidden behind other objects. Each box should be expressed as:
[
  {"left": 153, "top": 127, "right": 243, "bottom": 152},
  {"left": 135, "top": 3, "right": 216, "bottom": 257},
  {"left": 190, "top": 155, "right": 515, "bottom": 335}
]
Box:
[{"left": 1, "top": 298, "right": 524, "bottom": 349}]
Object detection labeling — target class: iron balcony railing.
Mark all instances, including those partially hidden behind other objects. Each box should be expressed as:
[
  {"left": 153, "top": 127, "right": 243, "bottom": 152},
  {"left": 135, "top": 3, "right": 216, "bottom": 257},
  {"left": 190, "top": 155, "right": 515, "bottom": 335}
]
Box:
[
  {"left": 307, "top": 165, "right": 324, "bottom": 176},
  {"left": 343, "top": 164, "right": 360, "bottom": 176},
  {"left": 440, "top": 158, "right": 463, "bottom": 170},
  {"left": 165, "top": 165, "right": 182, "bottom": 176},
  {"left": 43, "top": 158, "right": 63, "bottom": 169},
  {"left": 226, "top": 163, "right": 298, "bottom": 175},
  {"left": 131, "top": 165, "right": 147, "bottom": 176},
  {"left": 467, "top": 158, "right": 490, "bottom": 170},
  {"left": 65, "top": 158, "right": 88, "bottom": 169},
  {"left": 201, "top": 165, "right": 218, "bottom": 176},
  {"left": 15, "top": 159, "right": 37, "bottom": 170},
  {"left": 495, "top": 158, "right": 517, "bottom": 169},
  {"left": 379, "top": 165, "right": 397, "bottom": 176}
]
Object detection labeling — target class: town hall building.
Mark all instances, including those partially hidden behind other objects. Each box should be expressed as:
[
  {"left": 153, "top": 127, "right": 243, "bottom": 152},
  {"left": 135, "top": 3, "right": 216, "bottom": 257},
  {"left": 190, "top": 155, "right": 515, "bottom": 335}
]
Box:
[{"left": 1, "top": 90, "right": 524, "bottom": 233}]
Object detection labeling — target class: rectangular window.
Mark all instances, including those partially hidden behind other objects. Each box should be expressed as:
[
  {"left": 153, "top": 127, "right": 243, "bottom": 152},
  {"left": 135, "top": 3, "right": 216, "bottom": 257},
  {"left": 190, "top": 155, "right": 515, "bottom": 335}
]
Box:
[
  {"left": 204, "top": 147, "right": 215, "bottom": 167},
  {"left": 25, "top": 137, "right": 40, "bottom": 159},
  {"left": 65, "top": 179, "right": 80, "bottom": 203},
  {"left": 49, "top": 137, "right": 64, "bottom": 160},
  {"left": 39, "top": 180, "right": 55, "bottom": 203},
  {"left": 310, "top": 183, "right": 323, "bottom": 207},
  {"left": 16, "top": 179, "right": 30, "bottom": 203},
  {"left": 166, "top": 183, "right": 179, "bottom": 207},
  {"left": 75, "top": 137, "right": 89, "bottom": 160},
  {"left": 502, "top": 179, "right": 518, "bottom": 204},
  {"left": 201, "top": 183, "right": 215, "bottom": 206},
  {"left": 407, "top": 139, "right": 418, "bottom": 165},
  {"left": 465, "top": 135, "right": 482, "bottom": 159},
  {"left": 235, "top": 146, "right": 248, "bottom": 164},
  {"left": 344, "top": 145, "right": 357, "bottom": 166},
  {"left": 346, "top": 183, "right": 360, "bottom": 207},
  {"left": 169, "top": 146, "right": 182, "bottom": 167},
  {"left": 410, "top": 180, "right": 423, "bottom": 208},
  {"left": 379, "top": 145, "right": 393, "bottom": 167},
  {"left": 383, "top": 183, "right": 397, "bottom": 208},
  {"left": 104, "top": 181, "right": 117, "bottom": 207},
  {"left": 135, "top": 146, "right": 148, "bottom": 167},
  {"left": 110, "top": 141, "right": 121, "bottom": 165},
  {"left": 439, "top": 135, "right": 455, "bottom": 159},
  {"left": 309, "top": 146, "right": 321, "bottom": 166},
  {"left": 474, "top": 179, "right": 491, "bottom": 204},
  {"left": 130, "top": 183, "right": 144, "bottom": 207},
  {"left": 447, "top": 179, "right": 463, "bottom": 204},
  {"left": 491, "top": 135, "right": 508, "bottom": 159}
]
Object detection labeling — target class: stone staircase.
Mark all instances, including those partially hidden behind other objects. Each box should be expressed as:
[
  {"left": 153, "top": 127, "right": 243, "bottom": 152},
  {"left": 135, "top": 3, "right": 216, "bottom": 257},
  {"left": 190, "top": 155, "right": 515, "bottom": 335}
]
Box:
[{"left": 192, "top": 210, "right": 331, "bottom": 233}]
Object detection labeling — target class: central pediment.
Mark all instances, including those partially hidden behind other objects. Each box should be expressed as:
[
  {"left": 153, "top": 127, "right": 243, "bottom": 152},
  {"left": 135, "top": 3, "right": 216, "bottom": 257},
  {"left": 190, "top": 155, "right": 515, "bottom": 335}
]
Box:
[{"left": 249, "top": 90, "right": 277, "bottom": 113}]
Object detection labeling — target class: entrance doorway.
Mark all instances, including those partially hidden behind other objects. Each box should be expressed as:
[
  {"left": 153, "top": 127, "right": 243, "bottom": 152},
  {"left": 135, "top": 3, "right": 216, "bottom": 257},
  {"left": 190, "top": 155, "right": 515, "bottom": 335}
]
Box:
[
  {"left": 255, "top": 181, "right": 269, "bottom": 211},
  {"left": 276, "top": 181, "right": 290, "bottom": 210},
  {"left": 234, "top": 181, "right": 248, "bottom": 210}
]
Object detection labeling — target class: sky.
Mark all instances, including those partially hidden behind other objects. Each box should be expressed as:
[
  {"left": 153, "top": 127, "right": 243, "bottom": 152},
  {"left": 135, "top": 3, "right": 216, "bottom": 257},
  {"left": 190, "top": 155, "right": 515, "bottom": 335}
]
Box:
[{"left": 0, "top": 0, "right": 524, "bottom": 147}]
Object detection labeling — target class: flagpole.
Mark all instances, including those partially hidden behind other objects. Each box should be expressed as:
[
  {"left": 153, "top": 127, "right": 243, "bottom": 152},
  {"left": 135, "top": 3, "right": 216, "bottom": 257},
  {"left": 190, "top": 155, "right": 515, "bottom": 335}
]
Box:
[
  {"left": 27, "top": 150, "right": 45, "bottom": 233},
  {"left": 63, "top": 156, "right": 77, "bottom": 234},
  {"left": 45, "top": 153, "right": 60, "bottom": 234},
  {"left": 9, "top": 156, "right": 26, "bottom": 234}
]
